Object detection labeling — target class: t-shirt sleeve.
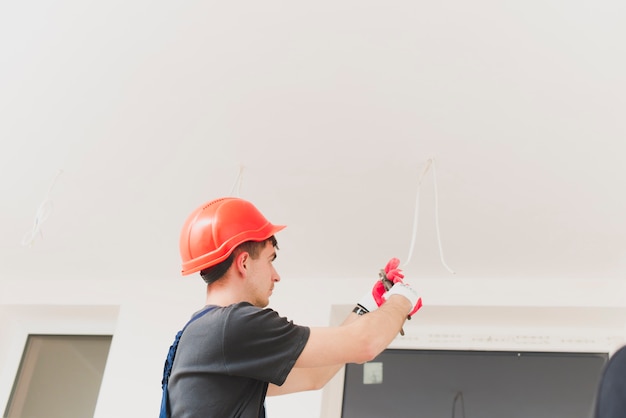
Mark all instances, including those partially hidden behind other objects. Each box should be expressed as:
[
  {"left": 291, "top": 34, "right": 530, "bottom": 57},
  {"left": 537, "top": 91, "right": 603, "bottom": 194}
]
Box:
[{"left": 221, "top": 303, "right": 310, "bottom": 385}]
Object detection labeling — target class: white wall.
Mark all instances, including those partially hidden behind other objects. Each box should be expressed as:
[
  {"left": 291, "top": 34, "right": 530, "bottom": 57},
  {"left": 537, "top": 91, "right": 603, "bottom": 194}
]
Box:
[{"left": 1, "top": 276, "right": 625, "bottom": 418}]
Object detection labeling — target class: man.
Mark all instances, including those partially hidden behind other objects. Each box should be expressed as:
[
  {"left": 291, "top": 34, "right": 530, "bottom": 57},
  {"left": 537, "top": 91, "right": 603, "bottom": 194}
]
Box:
[{"left": 163, "top": 197, "right": 422, "bottom": 417}]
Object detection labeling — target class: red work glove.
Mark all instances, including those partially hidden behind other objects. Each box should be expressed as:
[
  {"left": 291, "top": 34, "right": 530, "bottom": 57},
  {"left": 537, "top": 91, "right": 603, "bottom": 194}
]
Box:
[
  {"left": 356, "top": 284, "right": 384, "bottom": 314},
  {"left": 383, "top": 282, "right": 423, "bottom": 317},
  {"left": 356, "top": 258, "right": 406, "bottom": 314},
  {"left": 383, "top": 257, "right": 405, "bottom": 282},
  {"left": 371, "top": 257, "right": 405, "bottom": 306}
]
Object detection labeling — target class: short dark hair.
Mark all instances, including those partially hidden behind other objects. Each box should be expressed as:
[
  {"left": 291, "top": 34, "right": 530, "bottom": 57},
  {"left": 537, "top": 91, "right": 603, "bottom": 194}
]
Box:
[{"left": 199, "top": 236, "right": 278, "bottom": 285}]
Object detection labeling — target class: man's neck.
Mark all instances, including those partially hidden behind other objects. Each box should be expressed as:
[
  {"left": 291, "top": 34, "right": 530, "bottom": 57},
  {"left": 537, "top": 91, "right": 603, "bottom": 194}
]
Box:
[{"left": 205, "top": 283, "right": 248, "bottom": 307}]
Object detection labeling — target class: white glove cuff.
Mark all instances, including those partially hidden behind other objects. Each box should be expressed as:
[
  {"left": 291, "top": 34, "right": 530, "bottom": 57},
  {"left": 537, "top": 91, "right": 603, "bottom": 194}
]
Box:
[
  {"left": 383, "top": 283, "right": 420, "bottom": 312},
  {"left": 357, "top": 292, "right": 378, "bottom": 313}
]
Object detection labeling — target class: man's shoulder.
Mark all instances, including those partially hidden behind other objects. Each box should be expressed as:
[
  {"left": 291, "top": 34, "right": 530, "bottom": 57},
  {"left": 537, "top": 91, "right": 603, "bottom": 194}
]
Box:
[{"left": 225, "top": 302, "right": 279, "bottom": 319}]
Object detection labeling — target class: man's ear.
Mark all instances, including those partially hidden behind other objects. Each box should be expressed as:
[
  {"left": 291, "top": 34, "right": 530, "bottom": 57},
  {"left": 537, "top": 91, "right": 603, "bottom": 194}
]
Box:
[{"left": 234, "top": 251, "right": 249, "bottom": 276}]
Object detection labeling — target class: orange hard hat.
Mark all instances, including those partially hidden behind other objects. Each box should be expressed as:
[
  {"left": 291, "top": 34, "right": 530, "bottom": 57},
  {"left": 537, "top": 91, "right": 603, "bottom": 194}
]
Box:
[{"left": 179, "top": 197, "right": 286, "bottom": 276}]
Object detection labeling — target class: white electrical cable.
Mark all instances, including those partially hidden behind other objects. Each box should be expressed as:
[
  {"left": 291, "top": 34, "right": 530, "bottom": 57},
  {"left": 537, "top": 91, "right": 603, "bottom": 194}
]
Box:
[
  {"left": 230, "top": 165, "right": 245, "bottom": 197},
  {"left": 431, "top": 160, "right": 456, "bottom": 274},
  {"left": 403, "top": 158, "right": 455, "bottom": 274},
  {"left": 22, "top": 169, "right": 64, "bottom": 247},
  {"left": 402, "top": 159, "right": 431, "bottom": 267}
]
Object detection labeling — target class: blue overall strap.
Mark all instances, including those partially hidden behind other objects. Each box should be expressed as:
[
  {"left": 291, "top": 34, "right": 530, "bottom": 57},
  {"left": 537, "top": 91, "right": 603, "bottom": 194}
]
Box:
[{"left": 159, "top": 306, "right": 215, "bottom": 418}]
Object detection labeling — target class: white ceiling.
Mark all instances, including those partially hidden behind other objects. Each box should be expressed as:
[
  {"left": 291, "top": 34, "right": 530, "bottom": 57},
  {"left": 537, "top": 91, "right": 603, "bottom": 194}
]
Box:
[{"left": 1, "top": 1, "right": 625, "bottom": 284}]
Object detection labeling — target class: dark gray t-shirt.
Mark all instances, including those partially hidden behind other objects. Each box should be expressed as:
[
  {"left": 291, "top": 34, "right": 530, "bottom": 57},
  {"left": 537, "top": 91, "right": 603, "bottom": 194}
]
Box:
[{"left": 168, "top": 302, "right": 310, "bottom": 418}]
